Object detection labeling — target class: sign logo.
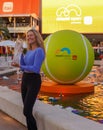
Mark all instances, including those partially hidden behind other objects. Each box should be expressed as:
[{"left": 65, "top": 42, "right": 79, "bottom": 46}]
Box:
[
  {"left": 56, "top": 4, "right": 93, "bottom": 25},
  {"left": 55, "top": 47, "right": 77, "bottom": 60},
  {"left": 55, "top": 47, "right": 71, "bottom": 57},
  {"left": 2, "top": 2, "right": 13, "bottom": 12}
]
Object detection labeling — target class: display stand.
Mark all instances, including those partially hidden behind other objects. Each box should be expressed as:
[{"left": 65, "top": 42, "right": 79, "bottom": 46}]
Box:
[{"left": 41, "top": 80, "right": 94, "bottom": 94}]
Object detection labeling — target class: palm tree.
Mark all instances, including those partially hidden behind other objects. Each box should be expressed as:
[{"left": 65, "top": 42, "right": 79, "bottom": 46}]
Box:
[
  {"left": 0, "top": 26, "right": 11, "bottom": 39},
  {"left": 0, "top": 18, "right": 11, "bottom": 40}
]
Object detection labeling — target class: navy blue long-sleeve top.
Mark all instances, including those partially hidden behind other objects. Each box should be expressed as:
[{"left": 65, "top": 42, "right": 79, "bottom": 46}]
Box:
[{"left": 20, "top": 47, "right": 45, "bottom": 74}]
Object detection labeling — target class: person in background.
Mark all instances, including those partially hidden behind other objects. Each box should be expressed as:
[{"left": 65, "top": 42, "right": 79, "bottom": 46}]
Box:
[{"left": 11, "top": 29, "right": 45, "bottom": 130}]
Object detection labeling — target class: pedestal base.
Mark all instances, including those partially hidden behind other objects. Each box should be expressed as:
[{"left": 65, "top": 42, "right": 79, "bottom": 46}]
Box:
[{"left": 41, "top": 80, "right": 94, "bottom": 94}]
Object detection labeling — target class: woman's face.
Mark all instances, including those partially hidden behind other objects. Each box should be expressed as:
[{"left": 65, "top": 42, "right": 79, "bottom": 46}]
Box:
[{"left": 27, "top": 31, "right": 36, "bottom": 45}]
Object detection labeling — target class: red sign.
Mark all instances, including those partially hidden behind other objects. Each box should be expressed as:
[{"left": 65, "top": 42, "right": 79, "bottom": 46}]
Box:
[{"left": 0, "top": 0, "right": 40, "bottom": 16}]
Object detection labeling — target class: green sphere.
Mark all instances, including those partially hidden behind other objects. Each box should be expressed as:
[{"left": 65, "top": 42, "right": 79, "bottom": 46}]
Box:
[{"left": 42, "top": 30, "right": 94, "bottom": 84}]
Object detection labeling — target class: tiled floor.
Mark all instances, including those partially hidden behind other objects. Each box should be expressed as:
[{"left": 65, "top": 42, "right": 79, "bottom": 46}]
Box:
[
  {"left": 0, "top": 72, "right": 27, "bottom": 130},
  {"left": 0, "top": 72, "right": 21, "bottom": 92},
  {"left": 0, "top": 110, "right": 26, "bottom": 130}
]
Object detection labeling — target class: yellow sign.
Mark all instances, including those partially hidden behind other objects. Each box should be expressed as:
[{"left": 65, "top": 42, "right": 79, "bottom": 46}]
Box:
[{"left": 42, "top": 0, "right": 103, "bottom": 33}]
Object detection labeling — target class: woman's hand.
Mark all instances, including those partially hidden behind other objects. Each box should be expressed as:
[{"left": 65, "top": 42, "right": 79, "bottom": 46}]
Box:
[{"left": 11, "top": 62, "right": 20, "bottom": 67}]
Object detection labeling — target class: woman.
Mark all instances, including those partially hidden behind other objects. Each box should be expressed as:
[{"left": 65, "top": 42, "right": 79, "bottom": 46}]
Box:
[{"left": 12, "top": 29, "right": 45, "bottom": 130}]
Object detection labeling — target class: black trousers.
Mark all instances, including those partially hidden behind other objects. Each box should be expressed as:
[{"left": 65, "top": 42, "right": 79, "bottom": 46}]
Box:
[{"left": 21, "top": 72, "right": 41, "bottom": 130}]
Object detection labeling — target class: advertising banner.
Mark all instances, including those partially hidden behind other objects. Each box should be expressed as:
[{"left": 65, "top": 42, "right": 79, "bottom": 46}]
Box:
[{"left": 42, "top": 0, "right": 103, "bottom": 34}]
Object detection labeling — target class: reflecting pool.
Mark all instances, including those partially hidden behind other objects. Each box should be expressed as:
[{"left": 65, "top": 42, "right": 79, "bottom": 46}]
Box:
[{"left": 38, "top": 65, "right": 103, "bottom": 123}]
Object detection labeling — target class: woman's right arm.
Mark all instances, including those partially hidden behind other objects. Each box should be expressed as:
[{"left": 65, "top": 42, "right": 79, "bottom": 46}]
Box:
[
  {"left": 20, "top": 54, "right": 25, "bottom": 65},
  {"left": 20, "top": 54, "right": 25, "bottom": 71}
]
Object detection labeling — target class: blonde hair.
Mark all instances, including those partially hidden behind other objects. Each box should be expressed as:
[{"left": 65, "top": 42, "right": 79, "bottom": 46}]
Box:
[{"left": 27, "top": 29, "right": 45, "bottom": 54}]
